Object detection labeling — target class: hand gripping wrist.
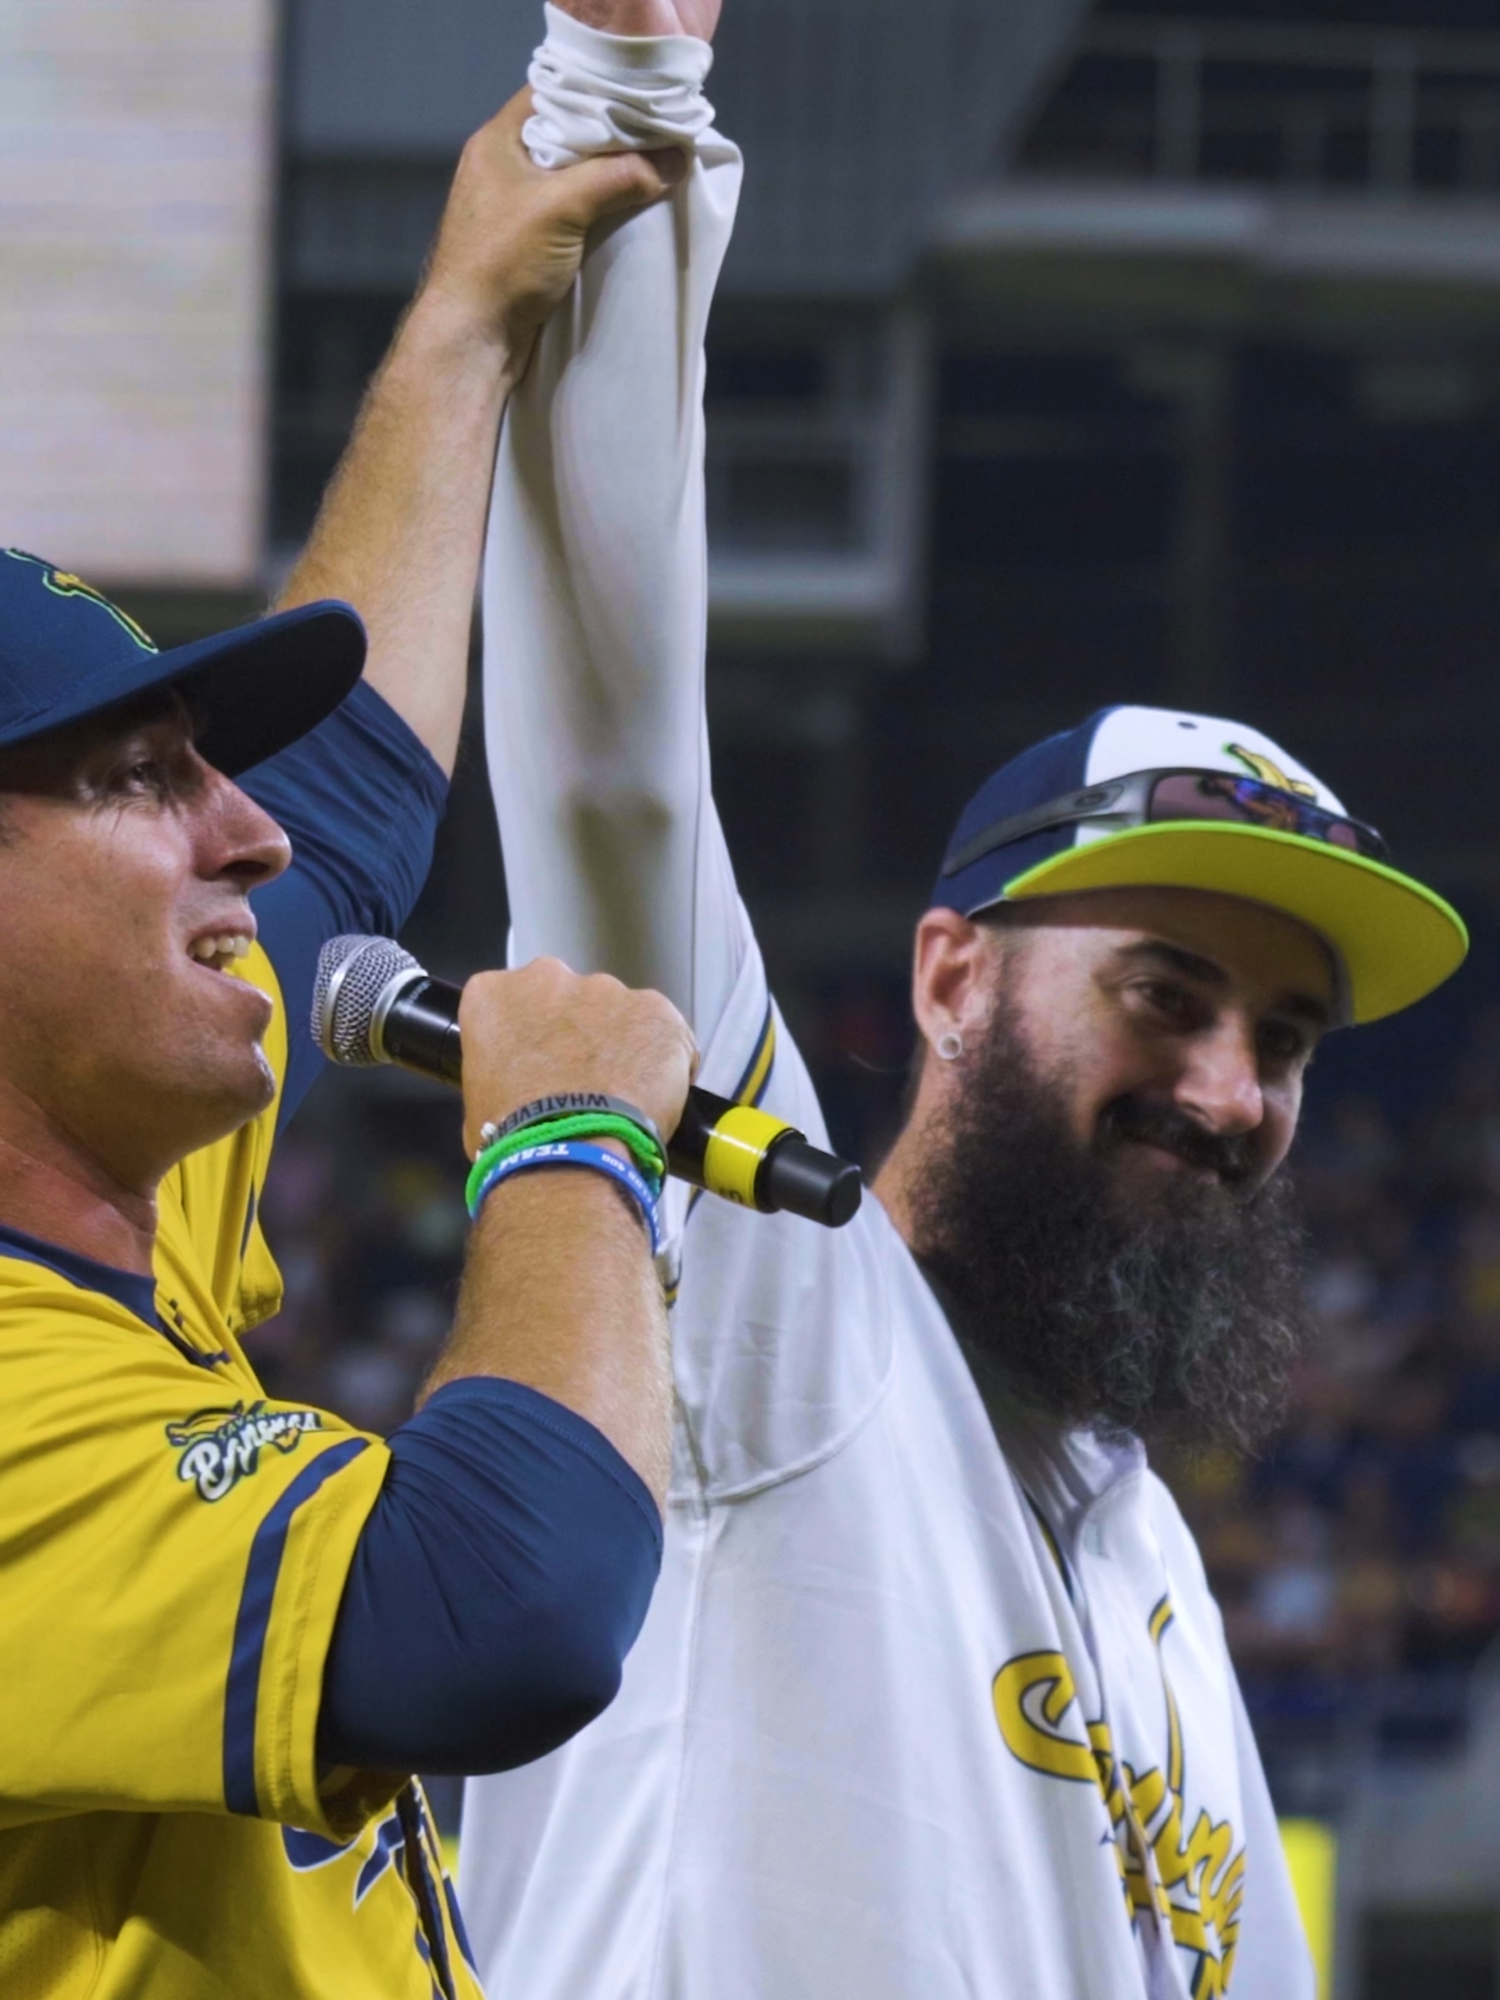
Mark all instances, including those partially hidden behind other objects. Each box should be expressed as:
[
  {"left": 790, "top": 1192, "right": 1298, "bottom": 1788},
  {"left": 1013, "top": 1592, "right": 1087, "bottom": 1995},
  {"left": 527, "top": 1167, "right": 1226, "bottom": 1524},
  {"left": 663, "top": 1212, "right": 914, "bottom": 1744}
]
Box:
[
  {"left": 478, "top": 1092, "right": 664, "bottom": 1160},
  {"left": 524, "top": 2, "right": 717, "bottom": 171},
  {"left": 468, "top": 1097, "right": 667, "bottom": 1213}
]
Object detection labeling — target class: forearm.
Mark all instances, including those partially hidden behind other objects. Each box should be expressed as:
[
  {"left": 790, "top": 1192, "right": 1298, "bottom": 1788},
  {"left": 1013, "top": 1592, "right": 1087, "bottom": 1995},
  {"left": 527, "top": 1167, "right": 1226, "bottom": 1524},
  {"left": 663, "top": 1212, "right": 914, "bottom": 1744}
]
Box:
[
  {"left": 423, "top": 1168, "right": 672, "bottom": 1505},
  {"left": 279, "top": 294, "right": 511, "bottom": 777},
  {"left": 485, "top": 9, "right": 743, "bottom": 1028}
]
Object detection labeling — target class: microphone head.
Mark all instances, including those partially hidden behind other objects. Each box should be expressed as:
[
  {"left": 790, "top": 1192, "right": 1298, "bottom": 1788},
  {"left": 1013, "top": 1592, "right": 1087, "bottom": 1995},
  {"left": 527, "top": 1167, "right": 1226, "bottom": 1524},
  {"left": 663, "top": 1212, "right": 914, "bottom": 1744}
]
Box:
[{"left": 314, "top": 933, "right": 425, "bottom": 1066}]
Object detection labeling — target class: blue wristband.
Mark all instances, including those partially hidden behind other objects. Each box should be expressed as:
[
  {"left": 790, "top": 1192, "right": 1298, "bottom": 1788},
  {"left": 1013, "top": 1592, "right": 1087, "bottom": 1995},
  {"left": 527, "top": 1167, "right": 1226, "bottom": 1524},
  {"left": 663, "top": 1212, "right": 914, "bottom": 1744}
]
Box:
[{"left": 469, "top": 1139, "right": 661, "bottom": 1255}]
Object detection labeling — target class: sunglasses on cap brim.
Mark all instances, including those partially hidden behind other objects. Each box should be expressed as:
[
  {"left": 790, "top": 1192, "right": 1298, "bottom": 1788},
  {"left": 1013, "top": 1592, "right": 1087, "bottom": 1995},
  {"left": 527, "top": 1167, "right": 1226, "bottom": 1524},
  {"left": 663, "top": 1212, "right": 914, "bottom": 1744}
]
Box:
[{"left": 940, "top": 768, "right": 1390, "bottom": 880}]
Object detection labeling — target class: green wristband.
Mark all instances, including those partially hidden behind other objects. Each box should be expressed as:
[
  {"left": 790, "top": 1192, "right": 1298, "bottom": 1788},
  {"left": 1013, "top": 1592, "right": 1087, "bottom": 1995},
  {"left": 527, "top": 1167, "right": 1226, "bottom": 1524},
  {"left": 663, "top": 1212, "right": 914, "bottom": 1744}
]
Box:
[
  {"left": 511, "top": 1112, "right": 665, "bottom": 1179},
  {"left": 466, "top": 1112, "right": 665, "bottom": 1215}
]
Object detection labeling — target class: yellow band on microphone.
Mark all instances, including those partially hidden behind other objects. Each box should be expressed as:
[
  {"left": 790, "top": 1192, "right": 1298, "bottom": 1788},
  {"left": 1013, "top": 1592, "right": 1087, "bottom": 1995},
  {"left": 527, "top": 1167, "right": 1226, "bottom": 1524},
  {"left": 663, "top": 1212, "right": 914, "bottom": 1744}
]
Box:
[{"left": 702, "top": 1104, "right": 793, "bottom": 1208}]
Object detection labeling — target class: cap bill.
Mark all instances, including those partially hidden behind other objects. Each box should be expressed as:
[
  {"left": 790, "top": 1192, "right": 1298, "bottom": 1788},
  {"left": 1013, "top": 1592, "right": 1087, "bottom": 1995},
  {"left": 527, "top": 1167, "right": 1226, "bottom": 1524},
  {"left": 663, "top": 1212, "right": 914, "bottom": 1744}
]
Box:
[
  {"left": 997, "top": 821, "right": 1468, "bottom": 1026},
  {"left": 0, "top": 599, "right": 366, "bottom": 778},
  {"left": 151, "top": 601, "right": 366, "bottom": 776}
]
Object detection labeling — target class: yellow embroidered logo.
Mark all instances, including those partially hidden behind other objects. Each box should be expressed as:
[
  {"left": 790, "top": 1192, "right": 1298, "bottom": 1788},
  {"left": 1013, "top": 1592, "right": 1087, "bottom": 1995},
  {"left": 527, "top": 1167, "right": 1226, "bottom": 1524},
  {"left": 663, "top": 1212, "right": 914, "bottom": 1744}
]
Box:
[
  {"left": 5, "top": 548, "right": 157, "bottom": 652},
  {"left": 992, "top": 1601, "right": 1245, "bottom": 1996},
  {"left": 1224, "top": 743, "right": 1315, "bottom": 801}
]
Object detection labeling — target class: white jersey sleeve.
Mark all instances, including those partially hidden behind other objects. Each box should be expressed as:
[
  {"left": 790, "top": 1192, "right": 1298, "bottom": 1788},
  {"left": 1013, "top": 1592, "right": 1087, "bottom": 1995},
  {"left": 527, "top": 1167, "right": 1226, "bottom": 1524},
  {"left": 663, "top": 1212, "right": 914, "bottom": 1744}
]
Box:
[
  {"left": 483, "top": 4, "right": 743, "bottom": 1034},
  {"left": 482, "top": 9, "right": 894, "bottom": 1494}
]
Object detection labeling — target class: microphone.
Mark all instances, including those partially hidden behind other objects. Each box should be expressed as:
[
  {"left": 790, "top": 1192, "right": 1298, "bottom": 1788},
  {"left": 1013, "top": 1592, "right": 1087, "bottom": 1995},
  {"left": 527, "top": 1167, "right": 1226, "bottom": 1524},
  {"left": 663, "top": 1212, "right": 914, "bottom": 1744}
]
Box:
[{"left": 313, "top": 935, "right": 863, "bottom": 1230}]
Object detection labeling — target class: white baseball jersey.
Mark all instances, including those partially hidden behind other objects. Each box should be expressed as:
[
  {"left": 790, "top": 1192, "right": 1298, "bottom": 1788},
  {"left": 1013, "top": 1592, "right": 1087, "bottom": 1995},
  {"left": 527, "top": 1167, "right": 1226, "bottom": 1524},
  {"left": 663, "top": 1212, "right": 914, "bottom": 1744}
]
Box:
[{"left": 462, "top": 14, "right": 1314, "bottom": 1998}]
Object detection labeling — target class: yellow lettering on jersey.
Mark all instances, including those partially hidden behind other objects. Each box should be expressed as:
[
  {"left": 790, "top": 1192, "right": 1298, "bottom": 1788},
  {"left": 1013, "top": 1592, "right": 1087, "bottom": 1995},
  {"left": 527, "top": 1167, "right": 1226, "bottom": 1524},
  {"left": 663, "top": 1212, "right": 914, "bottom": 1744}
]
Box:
[
  {"left": 991, "top": 1652, "right": 1097, "bottom": 1784},
  {"left": 992, "top": 1596, "right": 1245, "bottom": 1992}
]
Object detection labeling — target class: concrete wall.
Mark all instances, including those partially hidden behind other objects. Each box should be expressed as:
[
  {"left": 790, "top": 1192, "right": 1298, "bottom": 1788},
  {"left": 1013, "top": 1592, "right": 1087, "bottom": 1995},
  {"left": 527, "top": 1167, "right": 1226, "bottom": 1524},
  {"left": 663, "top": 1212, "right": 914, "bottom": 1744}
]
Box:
[
  {"left": 285, "top": 0, "right": 1093, "bottom": 295},
  {"left": 0, "top": 0, "right": 277, "bottom": 584}
]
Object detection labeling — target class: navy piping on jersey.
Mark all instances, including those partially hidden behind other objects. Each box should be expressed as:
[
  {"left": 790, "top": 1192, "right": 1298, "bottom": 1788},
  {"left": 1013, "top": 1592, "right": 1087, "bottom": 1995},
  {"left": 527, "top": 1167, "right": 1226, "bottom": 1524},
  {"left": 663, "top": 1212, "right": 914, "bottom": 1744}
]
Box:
[
  {"left": 0, "top": 1216, "right": 232, "bottom": 1376},
  {"left": 223, "top": 1436, "right": 369, "bottom": 1817},
  {"left": 239, "top": 1184, "right": 259, "bottom": 1260},
  {"left": 397, "top": 1786, "right": 458, "bottom": 2000},
  {"left": 729, "top": 997, "right": 778, "bottom": 1110},
  {"left": 154, "top": 1315, "right": 231, "bottom": 1372},
  {"left": 0, "top": 1221, "right": 158, "bottom": 1323},
  {"left": 680, "top": 996, "right": 777, "bottom": 1240},
  {"left": 443, "top": 1873, "right": 479, "bottom": 1978},
  {"left": 412, "top": 1925, "right": 442, "bottom": 2000},
  {"left": 0, "top": 1222, "right": 231, "bottom": 1370}
]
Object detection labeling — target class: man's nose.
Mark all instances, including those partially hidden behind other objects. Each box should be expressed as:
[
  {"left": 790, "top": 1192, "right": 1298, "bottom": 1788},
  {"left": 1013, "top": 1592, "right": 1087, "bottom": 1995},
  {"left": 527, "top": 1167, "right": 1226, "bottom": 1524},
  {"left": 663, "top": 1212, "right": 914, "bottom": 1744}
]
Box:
[
  {"left": 199, "top": 769, "right": 293, "bottom": 887},
  {"left": 1173, "top": 1016, "right": 1265, "bottom": 1138}
]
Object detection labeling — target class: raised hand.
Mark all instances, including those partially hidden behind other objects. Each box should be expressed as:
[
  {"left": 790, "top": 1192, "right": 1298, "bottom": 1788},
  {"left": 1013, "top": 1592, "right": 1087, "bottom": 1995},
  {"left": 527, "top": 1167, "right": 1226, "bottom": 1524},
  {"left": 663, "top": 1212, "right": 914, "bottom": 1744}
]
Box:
[
  {"left": 421, "top": 90, "right": 685, "bottom": 369},
  {"left": 459, "top": 959, "right": 697, "bottom": 1163}
]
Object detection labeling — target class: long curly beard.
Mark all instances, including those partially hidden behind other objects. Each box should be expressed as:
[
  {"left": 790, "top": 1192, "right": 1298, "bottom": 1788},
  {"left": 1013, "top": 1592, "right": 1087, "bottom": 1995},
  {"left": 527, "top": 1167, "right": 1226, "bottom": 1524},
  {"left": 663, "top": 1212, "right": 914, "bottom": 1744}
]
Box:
[{"left": 905, "top": 997, "right": 1311, "bottom": 1455}]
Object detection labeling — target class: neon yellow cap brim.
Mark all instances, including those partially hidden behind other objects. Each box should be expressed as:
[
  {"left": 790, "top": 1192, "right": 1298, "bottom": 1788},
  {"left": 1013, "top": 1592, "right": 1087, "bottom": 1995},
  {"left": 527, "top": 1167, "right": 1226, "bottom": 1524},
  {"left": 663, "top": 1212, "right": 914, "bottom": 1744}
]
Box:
[{"left": 998, "top": 822, "right": 1468, "bottom": 1026}]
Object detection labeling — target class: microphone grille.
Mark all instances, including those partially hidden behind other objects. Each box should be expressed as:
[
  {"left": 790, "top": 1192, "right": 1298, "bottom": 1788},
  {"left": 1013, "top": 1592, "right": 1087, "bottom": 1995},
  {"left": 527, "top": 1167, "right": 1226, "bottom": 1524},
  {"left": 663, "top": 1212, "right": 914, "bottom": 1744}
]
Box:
[{"left": 314, "top": 934, "right": 423, "bottom": 1066}]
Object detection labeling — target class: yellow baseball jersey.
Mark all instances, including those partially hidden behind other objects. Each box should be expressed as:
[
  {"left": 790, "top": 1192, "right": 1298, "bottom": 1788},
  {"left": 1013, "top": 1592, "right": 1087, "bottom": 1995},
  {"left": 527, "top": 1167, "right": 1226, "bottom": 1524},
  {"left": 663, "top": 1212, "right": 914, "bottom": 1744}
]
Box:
[{"left": 0, "top": 942, "right": 482, "bottom": 1999}]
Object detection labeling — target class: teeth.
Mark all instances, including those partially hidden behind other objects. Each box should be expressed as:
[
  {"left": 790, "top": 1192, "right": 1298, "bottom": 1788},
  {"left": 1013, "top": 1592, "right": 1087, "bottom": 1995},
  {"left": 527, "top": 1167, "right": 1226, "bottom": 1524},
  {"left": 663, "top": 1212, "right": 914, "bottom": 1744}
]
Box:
[{"left": 189, "top": 933, "right": 252, "bottom": 967}]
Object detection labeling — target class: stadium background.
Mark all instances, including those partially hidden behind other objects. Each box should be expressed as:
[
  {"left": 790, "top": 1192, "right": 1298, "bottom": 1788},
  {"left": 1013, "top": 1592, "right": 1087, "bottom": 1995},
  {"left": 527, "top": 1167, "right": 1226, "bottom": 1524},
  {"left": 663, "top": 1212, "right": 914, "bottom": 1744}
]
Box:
[{"left": 10, "top": 0, "right": 1500, "bottom": 1989}]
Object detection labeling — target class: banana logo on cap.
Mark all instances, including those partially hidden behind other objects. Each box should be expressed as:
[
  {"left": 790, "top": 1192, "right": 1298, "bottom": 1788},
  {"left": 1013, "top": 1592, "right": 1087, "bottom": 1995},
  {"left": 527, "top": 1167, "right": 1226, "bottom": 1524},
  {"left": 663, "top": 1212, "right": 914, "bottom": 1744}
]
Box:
[
  {"left": 1225, "top": 742, "right": 1316, "bottom": 801},
  {"left": 5, "top": 548, "right": 157, "bottom": 652}
]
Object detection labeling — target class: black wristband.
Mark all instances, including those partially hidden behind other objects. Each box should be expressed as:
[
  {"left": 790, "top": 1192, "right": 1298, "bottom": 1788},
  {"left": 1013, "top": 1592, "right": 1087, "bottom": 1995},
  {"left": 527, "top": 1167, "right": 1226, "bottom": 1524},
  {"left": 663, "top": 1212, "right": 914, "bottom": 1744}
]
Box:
[{"left": 478, "top": 1092, "right": 665, "bottom": 1155}]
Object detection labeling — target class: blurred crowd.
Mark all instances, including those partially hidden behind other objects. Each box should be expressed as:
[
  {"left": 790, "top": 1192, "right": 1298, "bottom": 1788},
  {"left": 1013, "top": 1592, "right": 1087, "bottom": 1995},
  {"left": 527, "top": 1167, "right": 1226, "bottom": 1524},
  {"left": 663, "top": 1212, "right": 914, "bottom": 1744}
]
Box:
[
  {"left": 1182, "top": 1008, "right": 1500, "bottom": 1705},
  {"left": 251, "top": 1092, "right": 469, "bottom": 1438},
  {"left": 250, "top": 996, "right": 1500, "bottom": 1705}
]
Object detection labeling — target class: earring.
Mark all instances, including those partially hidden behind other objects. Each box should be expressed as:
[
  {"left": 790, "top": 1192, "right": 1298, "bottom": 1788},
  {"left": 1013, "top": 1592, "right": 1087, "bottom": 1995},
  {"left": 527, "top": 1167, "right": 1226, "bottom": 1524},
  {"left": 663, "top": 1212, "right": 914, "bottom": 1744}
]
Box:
[{"left": 936, "top": 1030, "right": 964, "bottom": 1062}]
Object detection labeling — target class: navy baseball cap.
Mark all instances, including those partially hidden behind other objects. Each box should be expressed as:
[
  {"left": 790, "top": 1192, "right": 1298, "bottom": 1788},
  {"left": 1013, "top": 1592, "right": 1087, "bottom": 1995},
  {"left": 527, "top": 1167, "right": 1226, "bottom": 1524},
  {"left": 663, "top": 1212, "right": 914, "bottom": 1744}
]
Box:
[
  {"left": 933, "top": 704, "right": 1467, "bottom": 1026},
  {"left": 0, "top": 548, "right": 366, "bottom": 777}
]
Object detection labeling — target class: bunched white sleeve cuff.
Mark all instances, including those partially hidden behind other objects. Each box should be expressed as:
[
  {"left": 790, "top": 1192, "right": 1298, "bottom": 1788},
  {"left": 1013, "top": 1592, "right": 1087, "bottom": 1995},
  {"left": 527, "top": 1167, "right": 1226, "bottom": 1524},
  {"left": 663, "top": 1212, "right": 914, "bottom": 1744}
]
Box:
[{"left": 524, "top": 3, "right": 719, "bottom": 167}]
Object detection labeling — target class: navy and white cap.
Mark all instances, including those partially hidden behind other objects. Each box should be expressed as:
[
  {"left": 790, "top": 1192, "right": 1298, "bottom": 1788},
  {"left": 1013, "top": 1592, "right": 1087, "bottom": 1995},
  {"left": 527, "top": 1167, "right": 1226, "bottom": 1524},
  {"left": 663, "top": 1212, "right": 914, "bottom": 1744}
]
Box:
[
  {"left": 0, "top": 548, "right": 366, "bottom": 777},
  {"left": 932, "top": 704, "right": 1467, "bottom": 1026}
]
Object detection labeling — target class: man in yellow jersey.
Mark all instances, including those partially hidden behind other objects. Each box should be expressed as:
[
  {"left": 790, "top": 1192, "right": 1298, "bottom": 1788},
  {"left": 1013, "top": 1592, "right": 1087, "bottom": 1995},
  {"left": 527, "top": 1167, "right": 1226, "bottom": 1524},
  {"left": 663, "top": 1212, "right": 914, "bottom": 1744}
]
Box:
[{"left": 0, "top": 98, "right": 693, "bottom": 1999}]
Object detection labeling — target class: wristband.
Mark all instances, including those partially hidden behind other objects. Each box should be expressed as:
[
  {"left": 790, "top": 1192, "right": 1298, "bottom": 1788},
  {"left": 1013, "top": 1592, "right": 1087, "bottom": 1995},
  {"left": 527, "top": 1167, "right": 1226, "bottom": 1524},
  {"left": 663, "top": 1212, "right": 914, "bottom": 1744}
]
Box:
[
  {"left": 479, "top": 1093, "right": 663, "bottom": 1156},
  {"left": 466, "top": 1114, "right": 664, "bottom": 1216},
  {"left": 491, "top": 1112, "right": 665, "bottom": 1183},
  {"left": 468, "top": 1139, "right": 661, "bottom": 1255}
]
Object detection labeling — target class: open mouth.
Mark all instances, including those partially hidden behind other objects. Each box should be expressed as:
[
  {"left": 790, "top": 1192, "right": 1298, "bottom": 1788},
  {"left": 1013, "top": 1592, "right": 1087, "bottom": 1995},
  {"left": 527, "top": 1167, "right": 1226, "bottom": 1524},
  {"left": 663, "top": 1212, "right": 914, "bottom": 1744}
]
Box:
[
  {"left": 1129, "top": 1137, "right": 1212, "bottom": 1173},
  {"left": 187, "top": 933, "right": 253, "bottom": 975}
]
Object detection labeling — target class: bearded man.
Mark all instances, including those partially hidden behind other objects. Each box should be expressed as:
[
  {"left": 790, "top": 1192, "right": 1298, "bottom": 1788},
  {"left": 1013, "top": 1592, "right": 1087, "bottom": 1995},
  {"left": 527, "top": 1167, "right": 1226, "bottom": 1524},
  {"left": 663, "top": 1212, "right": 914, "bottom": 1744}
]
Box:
[{"left": 457, "top": 5, "right": 1468, "bottom": 1996}]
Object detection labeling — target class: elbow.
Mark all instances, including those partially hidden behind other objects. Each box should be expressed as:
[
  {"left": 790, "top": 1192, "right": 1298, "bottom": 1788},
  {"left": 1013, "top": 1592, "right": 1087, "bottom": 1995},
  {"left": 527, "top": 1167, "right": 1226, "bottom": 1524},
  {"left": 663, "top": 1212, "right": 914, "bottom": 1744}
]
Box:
[
  {"left": 458, "top": 1590, "right": 631, "bottom": 1774},
  {"left": 318, "top": 1378, "right": 663, "bottom": 1777},
  {"left": 567, "top": 782, "right": 681, "bottom": 853},
  {"left": 319, "top": 1512, "right": 660, "bottom": 1779}
]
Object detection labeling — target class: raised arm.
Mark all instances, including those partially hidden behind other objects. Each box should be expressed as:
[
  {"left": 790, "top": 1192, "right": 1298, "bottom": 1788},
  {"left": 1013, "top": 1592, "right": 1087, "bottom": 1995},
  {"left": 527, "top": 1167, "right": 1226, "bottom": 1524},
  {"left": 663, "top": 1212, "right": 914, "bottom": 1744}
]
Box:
[
  {"left": 483, "top": 2, "right": 743, "bottom": 1033},
  {"left": 277, "top": 90, "right": 684, "bottom": 776}
]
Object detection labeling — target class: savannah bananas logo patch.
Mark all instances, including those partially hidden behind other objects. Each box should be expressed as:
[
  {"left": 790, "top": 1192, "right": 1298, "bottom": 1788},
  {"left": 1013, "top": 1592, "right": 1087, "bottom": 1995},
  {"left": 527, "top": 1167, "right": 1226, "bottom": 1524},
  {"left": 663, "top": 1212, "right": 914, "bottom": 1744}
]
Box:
[
  {"left": 166, "top": 1401, "right": 323, "bottom": 1502},
  {"left": 993, "top": 1599, "right": 1245, "bottom": 1996},
  {"left": 4, "top": 548, "right": 157, "bottom": 651}
]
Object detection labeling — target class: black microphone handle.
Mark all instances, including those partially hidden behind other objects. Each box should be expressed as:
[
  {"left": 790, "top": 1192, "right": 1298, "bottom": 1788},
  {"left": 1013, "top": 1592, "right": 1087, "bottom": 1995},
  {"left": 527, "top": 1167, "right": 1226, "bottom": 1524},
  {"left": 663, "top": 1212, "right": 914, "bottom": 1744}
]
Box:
[
  {"left": 378, "top": 977, "right": 862, "bottom": 1229},
  {"left": 380, "top": 978, "right": 463, "bottom": 1086},
  {"left": 666, "top": 1088, "right": 863, "bottom": 1229}
]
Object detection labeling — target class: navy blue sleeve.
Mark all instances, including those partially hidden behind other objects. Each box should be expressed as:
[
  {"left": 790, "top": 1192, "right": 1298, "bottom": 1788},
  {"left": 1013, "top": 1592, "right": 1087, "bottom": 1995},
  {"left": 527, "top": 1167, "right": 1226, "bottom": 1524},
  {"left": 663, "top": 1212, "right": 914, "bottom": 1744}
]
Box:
[
  {"left": 237, "top": 681, "right": 449, "bottom": 1128},
  {"left": 317, "top": 1377, "right": 664, "bottom": 1776}
]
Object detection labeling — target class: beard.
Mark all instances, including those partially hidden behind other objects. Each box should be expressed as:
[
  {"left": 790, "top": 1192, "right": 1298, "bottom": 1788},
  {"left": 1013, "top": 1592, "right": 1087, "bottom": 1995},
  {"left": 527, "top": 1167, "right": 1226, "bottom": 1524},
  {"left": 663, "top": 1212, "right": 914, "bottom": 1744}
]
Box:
[{"left": 905, "top": 998, "right": 1311, "bottom": 1455}]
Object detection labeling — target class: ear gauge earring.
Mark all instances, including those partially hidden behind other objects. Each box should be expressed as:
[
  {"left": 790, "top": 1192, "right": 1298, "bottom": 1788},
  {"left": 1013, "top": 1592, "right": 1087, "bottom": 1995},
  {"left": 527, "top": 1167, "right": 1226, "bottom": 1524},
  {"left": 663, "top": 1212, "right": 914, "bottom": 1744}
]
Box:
[{"left": 936, "top": 1031, "right": 964, "bottom": 1063}]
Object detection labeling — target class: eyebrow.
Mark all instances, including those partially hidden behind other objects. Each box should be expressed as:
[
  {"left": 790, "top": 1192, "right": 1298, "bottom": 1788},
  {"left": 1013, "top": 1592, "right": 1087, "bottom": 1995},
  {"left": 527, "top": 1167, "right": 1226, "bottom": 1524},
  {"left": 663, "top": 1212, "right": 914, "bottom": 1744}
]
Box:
[{"left": 1116, "top": 940, "right": 1334, "bottom": 1032}]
